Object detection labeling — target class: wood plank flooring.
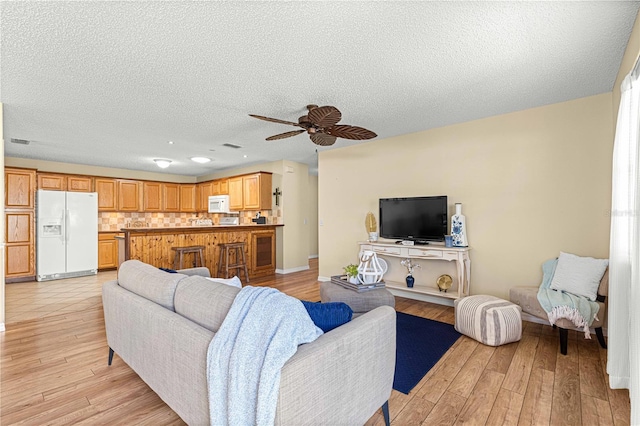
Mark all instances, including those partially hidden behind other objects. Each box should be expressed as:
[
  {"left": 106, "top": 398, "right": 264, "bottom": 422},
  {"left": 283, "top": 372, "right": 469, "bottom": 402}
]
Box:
[{"left": 1, "top": 259, "right": 630, "bottom": 425}]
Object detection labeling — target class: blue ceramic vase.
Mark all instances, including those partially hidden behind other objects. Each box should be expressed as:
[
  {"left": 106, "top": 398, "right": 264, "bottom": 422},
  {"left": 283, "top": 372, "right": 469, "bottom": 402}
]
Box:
[{"left": 406, "top": 274, "right": 415, "bottom": 288}]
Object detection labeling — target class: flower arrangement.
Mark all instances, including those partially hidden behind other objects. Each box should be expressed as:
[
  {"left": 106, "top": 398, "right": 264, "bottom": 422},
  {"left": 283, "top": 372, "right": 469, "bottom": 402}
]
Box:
[
  {"left": 400, "top": 258, "right": 421, "bottom": 276},
  {"left": 365, "top": 212, "right": 378, "bottom": 242}
]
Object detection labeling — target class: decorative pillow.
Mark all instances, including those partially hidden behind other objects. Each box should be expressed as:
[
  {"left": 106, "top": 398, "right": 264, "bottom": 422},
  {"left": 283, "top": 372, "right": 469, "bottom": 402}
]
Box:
[
  {"left": 301, "top": 300, "right": 353, "bottom": 333},
  {"left": 205, "top": 276, "right": 242, "bottom": 288},
  {"left": 549, "top": 252, "right": 609, "bottom": 301},
  {"left": 159, "top": 267, "right": 178, "bottom": 273}
]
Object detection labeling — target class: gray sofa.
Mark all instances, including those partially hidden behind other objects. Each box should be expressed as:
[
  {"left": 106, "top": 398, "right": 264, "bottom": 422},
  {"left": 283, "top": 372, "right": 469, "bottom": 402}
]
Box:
[{"left": 102, "top": 260, "right": 396, "bottom": 425}]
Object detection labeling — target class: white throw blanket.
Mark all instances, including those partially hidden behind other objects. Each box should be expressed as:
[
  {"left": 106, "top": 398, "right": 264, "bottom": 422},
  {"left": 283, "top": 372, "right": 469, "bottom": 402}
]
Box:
[
  {"left": 536, "top": 259, "right": 600, "bottom": 338},
  {"left": 206, "top": 286, "right": 323, "bottom": 426}
]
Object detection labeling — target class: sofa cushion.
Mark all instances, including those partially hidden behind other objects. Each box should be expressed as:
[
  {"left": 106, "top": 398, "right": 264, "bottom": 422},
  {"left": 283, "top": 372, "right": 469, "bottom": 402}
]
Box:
[
  {"left": 174, "top": 275, "right": 241, "bottom": 332},
  {"left": 301, "top": 300, "right": 353, "bottom": 333},
  {"left": 118, "top": 260, "right": 187, "bottom": 311},
  {"left": 549, "top": 252, "right": 608, "bottom": 301}
]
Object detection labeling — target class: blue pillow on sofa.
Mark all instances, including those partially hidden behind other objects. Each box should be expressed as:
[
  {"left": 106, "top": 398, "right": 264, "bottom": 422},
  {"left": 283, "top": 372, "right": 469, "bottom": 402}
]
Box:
[{"left": 300, "top": 300, "right": 353, "bottom": 333}]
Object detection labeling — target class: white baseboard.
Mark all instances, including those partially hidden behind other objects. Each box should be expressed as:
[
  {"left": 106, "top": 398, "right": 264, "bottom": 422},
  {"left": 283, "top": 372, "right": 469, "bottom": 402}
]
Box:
[
  {"left": 318, "top": 276, "right": 331, "bottom": 282},
  {"left": 0, "top": 323, "right": 5, "bottom": 332},
  {"left": 276, "top": 265, "right": 310, "bottom": 275},
  {"left": 308, "top": 254, "right": 318, "bottom": 259}
]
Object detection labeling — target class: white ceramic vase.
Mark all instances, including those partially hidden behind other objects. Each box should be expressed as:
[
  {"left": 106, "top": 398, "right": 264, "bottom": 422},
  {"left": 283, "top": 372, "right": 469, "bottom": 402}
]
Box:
[{"left": 451, "top": 203, "right": 468, "bottom": 247}]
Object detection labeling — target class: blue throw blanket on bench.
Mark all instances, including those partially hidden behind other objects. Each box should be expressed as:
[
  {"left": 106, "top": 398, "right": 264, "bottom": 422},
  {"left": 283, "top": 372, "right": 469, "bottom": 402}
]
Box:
[{"left": 206, "top": 286, "right": 323, "bottom": 426}]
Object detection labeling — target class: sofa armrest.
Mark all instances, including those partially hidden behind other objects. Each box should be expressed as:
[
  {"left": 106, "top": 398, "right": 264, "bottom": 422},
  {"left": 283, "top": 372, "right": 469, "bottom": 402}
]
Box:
[
  {"left": 177, "top": 267, "right": 211, "bottom": 278},
  {"left": 275, "top": 305, "right": 396, "bottom": 425}
]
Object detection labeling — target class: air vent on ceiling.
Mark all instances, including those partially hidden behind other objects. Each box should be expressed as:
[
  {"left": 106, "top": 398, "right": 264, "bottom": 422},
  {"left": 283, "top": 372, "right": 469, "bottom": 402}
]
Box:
[
  {"left": 10, "top": 138, "right": 30, "bottom": 145},
  {"left": 223, "top": 143, "right": 243, "bottom": 149}
]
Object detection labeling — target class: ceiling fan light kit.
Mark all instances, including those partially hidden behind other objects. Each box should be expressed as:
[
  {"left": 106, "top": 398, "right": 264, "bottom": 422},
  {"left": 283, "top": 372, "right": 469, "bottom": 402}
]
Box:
[{"left": 249, "top": 105, "right": 377, "bottom": 146}]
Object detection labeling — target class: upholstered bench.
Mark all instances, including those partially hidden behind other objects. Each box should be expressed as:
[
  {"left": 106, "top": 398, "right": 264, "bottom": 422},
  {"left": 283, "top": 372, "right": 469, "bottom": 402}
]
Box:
[
  {"left": 320, "top": 282, "right": 395, "bottom": 317},
  {"left": 454, "top": 295, "right": 522, "bottom": 346}
]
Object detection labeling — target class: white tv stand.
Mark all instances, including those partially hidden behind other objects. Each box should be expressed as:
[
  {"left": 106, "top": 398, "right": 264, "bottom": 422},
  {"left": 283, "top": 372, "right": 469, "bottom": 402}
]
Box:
[{"left": 359, "top": 241, "right": 471, "bottom": 303}]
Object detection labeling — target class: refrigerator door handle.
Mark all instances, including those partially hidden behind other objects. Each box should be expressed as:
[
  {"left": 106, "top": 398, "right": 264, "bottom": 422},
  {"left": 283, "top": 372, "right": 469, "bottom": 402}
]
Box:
[{"left": 65, "top": 209, "right": 70, "bottom": 243}]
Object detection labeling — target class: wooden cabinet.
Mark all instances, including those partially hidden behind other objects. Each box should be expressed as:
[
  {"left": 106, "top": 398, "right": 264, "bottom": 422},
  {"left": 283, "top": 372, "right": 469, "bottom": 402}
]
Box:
[
  {"left": 228, "top": 173, "right": 272, "bottom": 211},
  {"left": 197, "top": 182, "right": 213, "bottom": 212},
  {"left": 98, "top": 233, "right": 119, "bottom": 270},
  {"left": 5, "top": 168, "right": 36, "bottom": 282},
  {"left": 117, "top": 179, "right": 141, "bottom": 211},
  {"left": 5, "top": 211, "right": 35, "bottom": 280},
  {"left": 163, "top": 183, "right": 180, "bottom": 212},
  {"left": 179, "top": 184, "right": 197, "bottom": 212},
  {"left": 143, "top": 181, "right": 162, "bottom": 212},
  {"left": 211, "top": 179, "right": 229, "bottom": 196},
  {"left": 95, "top": 178, "right": 118, "bottom": 211},
  {"left": 67, "top": 176, "right": 93, "bottom": 192},
  {"left": 6, "top": 168, "right": 36, "bottom": 209},
  {"left": 37, "top": 173, "right": 66, "bottom": 191},
  {"left": 228, "top": 177, "right": 243, "bottom": 211},
  {"left": 251, "top": 230, "right": 275, "bottom": 274}
]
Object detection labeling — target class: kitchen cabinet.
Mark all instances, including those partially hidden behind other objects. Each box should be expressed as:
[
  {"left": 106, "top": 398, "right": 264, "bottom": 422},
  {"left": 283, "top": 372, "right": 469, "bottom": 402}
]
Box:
[
  {"left": 211, "top": 179, "right": 229, "bottom": 196},
  {"left": 143, "top": 181, "right": 163, "bottom": 212},
  {"left": 6, "top": 168, "right": 36, "bottom": 209},
  {"left": 251, "top": 229, "right": 276, "bottom": 274},
  {"left": 197, "top": 182, "right": 213, "bottom": 212},
  {"left": 242, "top": 173, "right": 272, "bottom": 210},
  {"left": 5, "top": 210, "right": 35, "bottom": 280},
  {"left": 228, "top": 177, "right": 243, "bottom": 211},
  {"left": 37, "top": 173, "right": 66, "bottom": 191},
  {"left": 95, "top": 178, "right": 118, "bottom": 211},
  {"left": 117, "top": 179, "right": 141, "bottom": 211},
  {"left": 67, "top": 176, "right": 93, "bottom": 192},
  {"left": 98, "top": 232, "right": 119, "bottom": 270},
  {"left": 163, "top": 183, "right": 180, "bottom": 212},
  {"left": 179, "top": 184, "right": 197, "bottom": 212}
]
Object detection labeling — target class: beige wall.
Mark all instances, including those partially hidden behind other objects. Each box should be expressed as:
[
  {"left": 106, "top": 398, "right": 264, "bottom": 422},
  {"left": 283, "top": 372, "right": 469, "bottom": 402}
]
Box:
[
  {"left": 613, "top": 10, "right": 640, "bottom": 119},
  {"left": 318, "top": 93, "right": 614, "bottom": 300},
  {"left": 308, "top": 174, "right": 319, "bottom": 257},
  {"left": 4, "top": 157, "right": 195, "bottom": 183}
]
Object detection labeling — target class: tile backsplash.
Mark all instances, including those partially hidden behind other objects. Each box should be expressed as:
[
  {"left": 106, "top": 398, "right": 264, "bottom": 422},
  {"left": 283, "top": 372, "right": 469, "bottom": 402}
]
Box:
[{"left": 99, "top": 209, "right": 281, "bottom": 231}]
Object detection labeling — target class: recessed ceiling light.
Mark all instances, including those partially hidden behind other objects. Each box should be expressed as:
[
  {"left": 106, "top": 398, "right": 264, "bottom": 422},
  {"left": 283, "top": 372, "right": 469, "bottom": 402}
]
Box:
[
  {"left": 168, "top": 141, "right": 174, "bottom": 145},
  {"left": 154, "top": 159, "right": 172, "bottom": 169},
  {"left": 243, "top": 155, "right": 248, "bottom": 158},
  {"left": 190, "top": 157, "right": 211, "bottom": 164}
]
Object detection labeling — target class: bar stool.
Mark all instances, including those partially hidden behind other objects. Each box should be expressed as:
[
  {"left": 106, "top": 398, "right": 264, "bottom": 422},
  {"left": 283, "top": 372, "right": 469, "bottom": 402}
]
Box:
[
  {"left": 217, "top": 242, "right": 250, "bottom": 283},
  {"left": 172, "top": 246, "right": 205, "bottom": 270}
]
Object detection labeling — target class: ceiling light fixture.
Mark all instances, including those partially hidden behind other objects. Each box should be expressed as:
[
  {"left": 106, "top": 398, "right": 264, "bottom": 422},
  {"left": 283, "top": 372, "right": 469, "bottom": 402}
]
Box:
[
  {"left": 168, "top": 141, "right": 174, "bottom": 145},
  {"left": 154, "top": 159, "right": 172, "bottom": 169},
  {"left": 190, "top": 157, "right": 211, "bottom": 164}
]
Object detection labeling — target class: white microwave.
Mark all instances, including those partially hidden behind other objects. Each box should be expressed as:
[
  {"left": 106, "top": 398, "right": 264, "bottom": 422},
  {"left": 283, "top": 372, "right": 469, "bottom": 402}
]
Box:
[{"left": 208, "top": 195, "right": 235, "bottom": 213}]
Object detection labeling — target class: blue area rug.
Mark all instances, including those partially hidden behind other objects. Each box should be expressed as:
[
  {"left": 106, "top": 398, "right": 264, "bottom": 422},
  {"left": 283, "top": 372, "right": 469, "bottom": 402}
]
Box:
[{"left": 393, "top": 311, "right": 461, "bottom": 394}]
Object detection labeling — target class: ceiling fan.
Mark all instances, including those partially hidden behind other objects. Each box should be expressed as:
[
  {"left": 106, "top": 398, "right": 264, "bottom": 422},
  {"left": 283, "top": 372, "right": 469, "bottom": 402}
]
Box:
[{"left": 249, "top": 104, "right": 377, "bottom": 146}]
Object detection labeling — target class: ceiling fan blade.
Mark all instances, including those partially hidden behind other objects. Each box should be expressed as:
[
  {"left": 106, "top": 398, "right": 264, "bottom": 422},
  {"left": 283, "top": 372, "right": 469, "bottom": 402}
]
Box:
[
  {"left": 249, "top": 114, "right": 301, "bottom": 127},
  {"left": 307, "top": 106, "right": 342, "bottom": 128},
  {"left": 310, "top": 133, "right": 337, "bottom": 146},
  {"left": 265, "top": 130, "right": 305, "bottom": 141},
  {"left": 326, "top": 125, "right": 377, "bottom": 140}
]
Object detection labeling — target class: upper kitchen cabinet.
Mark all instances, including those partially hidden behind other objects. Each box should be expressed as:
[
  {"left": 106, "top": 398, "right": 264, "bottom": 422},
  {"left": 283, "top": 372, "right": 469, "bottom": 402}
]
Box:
[
  {"left": 162, "top": 183, "right": 180, "bottom": 212},
  {"left": 67, "top": 175, "right": 93, "bottom": 192},
  {"left": 212, "top": 179, "right": 229, "bottom": 196},
  {"left": 5, "top": 168, "right": 36, "bottom": 209},
  {"left": 37, "top": 173, "right": 66, "bottom": 191},
  {"left": 180, "top": 184, "right": 197, "bottom": 212},
  {"left": 197, "top": 182, "right": 213, "bottom": 212},
  {"left": 118, "top": 180, "right": 141, "bottom": 211},
  {"left": 143, "top": 181, "right": 163, "bottom": 212},
  {"left": 95, "top": 178, "right": 118, "bottom": 211},
  {"left": 243, "top": 173, "right": 272, "bottom": 210},
  {"left": 228, "top": 177, "right": 243, "bottom": 211}
]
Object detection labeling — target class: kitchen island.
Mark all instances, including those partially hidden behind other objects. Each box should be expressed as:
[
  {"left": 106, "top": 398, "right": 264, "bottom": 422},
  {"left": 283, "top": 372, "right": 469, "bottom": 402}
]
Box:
[{"left": 121, "top": 224, "right": 282, "bottom": 279}]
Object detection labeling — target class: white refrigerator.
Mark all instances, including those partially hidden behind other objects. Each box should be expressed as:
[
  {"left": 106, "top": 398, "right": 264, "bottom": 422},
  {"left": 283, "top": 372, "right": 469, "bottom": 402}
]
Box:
[{"left": 36, "top": 190, "right": 98, "bottom": 281}]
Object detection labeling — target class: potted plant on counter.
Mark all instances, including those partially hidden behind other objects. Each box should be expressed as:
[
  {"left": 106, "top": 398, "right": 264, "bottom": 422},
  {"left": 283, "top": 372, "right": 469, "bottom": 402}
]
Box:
[{"left": 343, "top": 264, "right": 359, "bottom": 284}]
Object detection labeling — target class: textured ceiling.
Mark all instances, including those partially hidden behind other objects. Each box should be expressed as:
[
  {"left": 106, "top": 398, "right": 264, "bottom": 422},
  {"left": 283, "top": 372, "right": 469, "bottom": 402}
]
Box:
[{"left": 1, "top": 2, "right": 639, "bottom": 176}]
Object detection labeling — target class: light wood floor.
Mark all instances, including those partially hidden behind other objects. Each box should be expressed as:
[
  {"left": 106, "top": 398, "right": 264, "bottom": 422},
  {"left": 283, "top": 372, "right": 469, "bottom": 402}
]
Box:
[{"left": 1, "top": 260, "right": 630, "bottom": 425}]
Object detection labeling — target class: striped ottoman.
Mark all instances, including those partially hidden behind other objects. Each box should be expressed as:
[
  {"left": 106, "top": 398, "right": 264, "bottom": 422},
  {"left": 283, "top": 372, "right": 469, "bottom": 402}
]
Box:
[{"left": 454, "top": 295, "right": 522, "bottom": 346}]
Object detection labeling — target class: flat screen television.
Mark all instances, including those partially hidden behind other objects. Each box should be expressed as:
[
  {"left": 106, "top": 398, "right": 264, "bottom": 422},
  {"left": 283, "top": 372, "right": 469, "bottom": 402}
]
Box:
[{"left": 379, "top": 196, "right": 448, "bottom": 243}]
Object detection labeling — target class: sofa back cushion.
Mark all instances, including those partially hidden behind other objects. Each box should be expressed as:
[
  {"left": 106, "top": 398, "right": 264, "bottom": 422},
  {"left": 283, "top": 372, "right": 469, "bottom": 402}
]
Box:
[
  {"left": 118, "top": 260, "right": 187, "bottom": 311},
  {"left": 174, "top": 275, "right": 240, "bottom": 332}
]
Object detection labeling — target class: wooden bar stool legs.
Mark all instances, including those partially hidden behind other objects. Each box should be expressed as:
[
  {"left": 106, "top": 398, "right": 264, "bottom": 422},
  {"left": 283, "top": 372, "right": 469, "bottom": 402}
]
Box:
[
  {"left": 217, "top": 242, "right": 250, "bottom": 283},
  {"left": 172, "top": 246, "right": 205, "bottom": 270}
]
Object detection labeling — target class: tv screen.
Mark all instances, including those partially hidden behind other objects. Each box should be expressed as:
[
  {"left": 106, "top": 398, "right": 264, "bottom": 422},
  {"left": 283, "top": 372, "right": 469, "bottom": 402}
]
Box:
[{"left": 379, "top": 196, "right": 448, "bottom": 242}]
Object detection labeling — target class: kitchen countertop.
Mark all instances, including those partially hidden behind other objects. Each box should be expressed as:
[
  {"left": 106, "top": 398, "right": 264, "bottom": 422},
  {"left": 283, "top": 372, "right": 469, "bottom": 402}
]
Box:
[{"left": 120, "top": 224, "right": 283, "bottom": 232}]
